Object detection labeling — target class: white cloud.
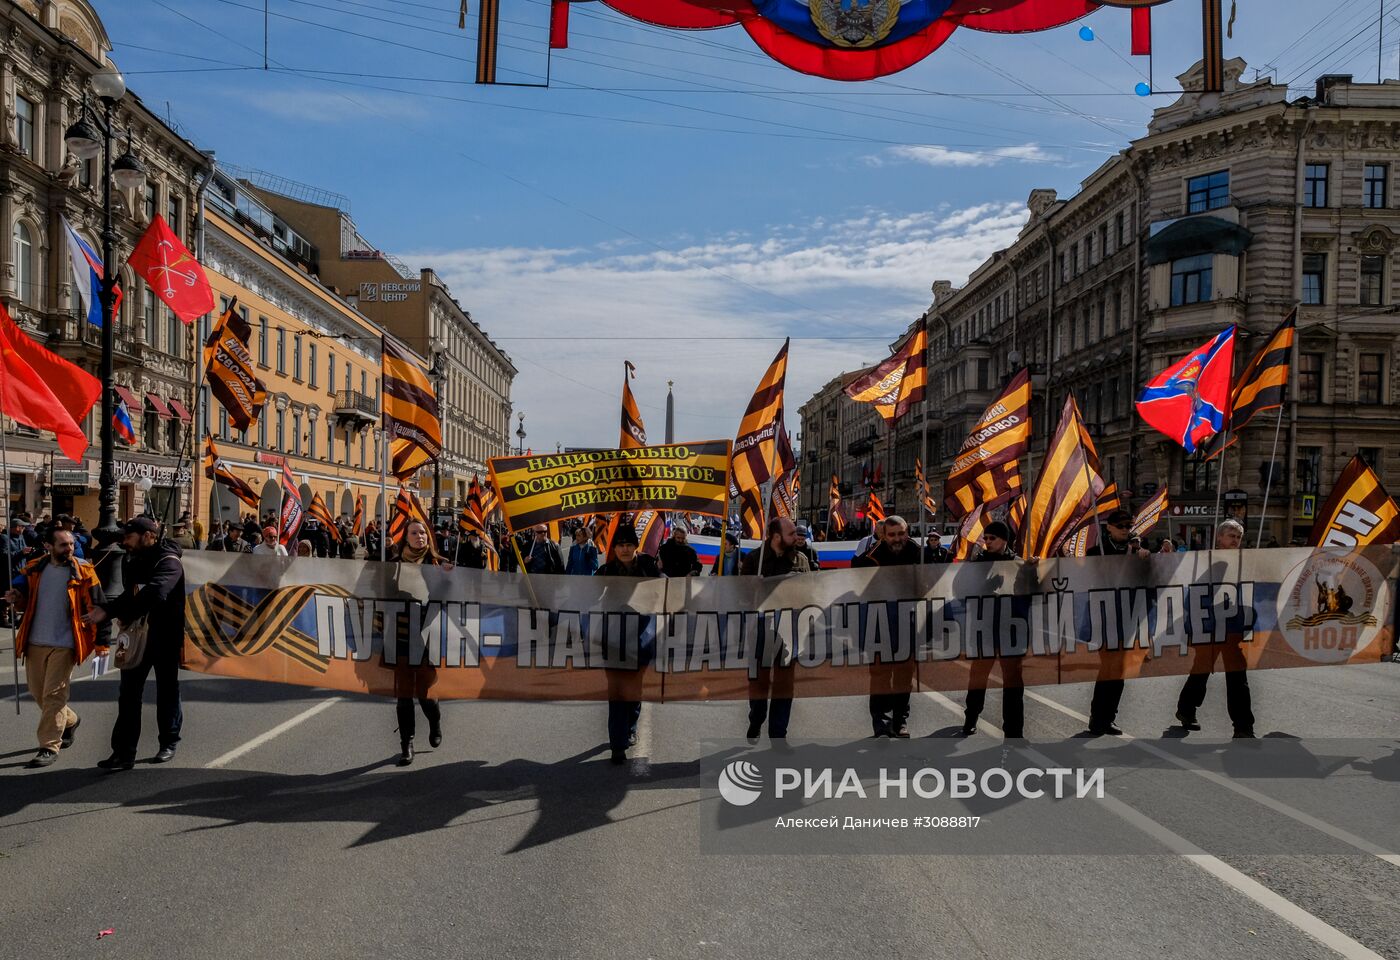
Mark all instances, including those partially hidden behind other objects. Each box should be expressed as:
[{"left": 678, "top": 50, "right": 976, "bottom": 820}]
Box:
[
  {"left": 406, "top": 202, "right": 1027, "bottom": 452},
  {"left": 879, "top": 143, "right": 1063, "bottom": 168}
]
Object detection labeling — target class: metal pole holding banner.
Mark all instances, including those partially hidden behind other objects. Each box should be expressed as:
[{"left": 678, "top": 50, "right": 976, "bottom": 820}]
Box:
[
  {"left": 378, "top": 427, "right": 388, "bottom": 563},
  {"left": 1256, "top": 402, "right": 1287, "bottom": 550},
  {"left": 918, "top": 407, "right": 930, "bottom": 562},
  {"left": 1209, "top": 428, "right": 1231, "bottom": 550}
]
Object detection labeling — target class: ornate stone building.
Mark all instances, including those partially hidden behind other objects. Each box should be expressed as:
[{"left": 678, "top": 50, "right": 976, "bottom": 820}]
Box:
[
  {"left": 802, "top": 60, "right": 1400, "bottom": 547},
  {"left": 0, "top": 0, "right": 209, "bottom": 522}
]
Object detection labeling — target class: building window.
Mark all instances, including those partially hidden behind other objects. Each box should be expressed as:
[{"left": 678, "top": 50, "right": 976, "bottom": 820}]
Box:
[
  {"left": 1070, "top": 245, "right": 1079, "bottom": 276},
  {"left": 1085, "top": 234, "right": 1094, "bottom": 266},
  {"left": 1116, "top": 212, "right": 1127, "bottom": 247},
  {"left": 328, "top": 352, "right": 336, "bottom": 393},
  {"left": 199, "top": 385, "right": 210, "bottom": 437},
  {"left": 166, "top": 417, "right": 180, "bottom": 452},
  {"left": 1058, "top": 253, "right": 1066, "bottom": 282},
  {"left": 359, "top": 431, "right": 367, "bottom": 467},
  {"left": 326, "top": 422, "right": 335, "bottom": 462},
  {"left": 219, "top": 400, "right": 230, "bottom": 441},
  {"left": 361, "top": 369, "right": 368, "bottom": 395},
  {"left": 309, "top": 342, "right": 318, "bottom": 388},
  {"left": 1298, "top": 352, "right": 1324, "bottom": 403},
  {"left": 1358, "top": 352, "right": 1384, "bottom": 405},
  {"left": 259, "top": 317, "right": 269, "bottom": 366},
  {"left": 292, "top": 412, "right": 302, "bottom": 456},
  {"left": 293, "top": 336, "right": 303, "bottom": 381},
  {"left": 1296, "top": 446, "right": 1322, "bottom": 495},
  {"left": 276, "top": 409, "right": 285, "bottom": 451},
  {"left": 167, "top": 309, "right": 182, "bottom": 359},
  {"left": 14, "top": 95, "right": 34, "bottom": 158},
  {"left": 1359, "top": 447, "right": 1383, "bottom": 479},
  {"left": 1363, "top": 164, "right": 1388, "bottom": 209},
  {"left": 1183, "top": 453, "right": 1216, "bottom": 494},
  {"left": 1360, "top": 255, "right": 1385, "bottom": 306},
  {"left": 1303, "top": 163, "right": 1329, "bottom": 207},
  {"left": 1302, "top": 253, "right": 1326, "bottom": 305},
  {"left": 144, "top": 295, "right": 159, "bottom": 347},
  {"left": 167, "top": 197, "right": 182, "bottom": 238},
  {"left": 1186, "top": 170, "right": 1229, "bottom": 213},
  {"left": 144, "top": 183, "right": 158, "bottom": 222},
  {"left": 258, "top": 414, "right": 267, "bottom": 449},
  {"left": 11, "top": 221, "right": 34, "bottom": 305},
  {"left": 144, "top": 411, "right": 160, "bottom": 451},
  {"left": 308, "top": 418, "right": 317, "bottom": 459},
  {"left": 1170, "top": 254, "right": 1213, "bottom": 306},
  {"left": 1099, "top": 223, "right": 1109, "bottom": 258},
  {"left": 78, "top": 158, "right": 93, "bottom": 189},
  {"left": 277, "top": 328, "right": 286, "bottom": 374}
]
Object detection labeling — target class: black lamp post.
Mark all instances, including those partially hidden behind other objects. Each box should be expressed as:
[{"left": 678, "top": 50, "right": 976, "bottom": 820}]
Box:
[
  {"left": 515, "top": 413, "right": 526, "bottom": 456},
  {"left": 63, "top": 62, "right": 147, "bottom": 561}
]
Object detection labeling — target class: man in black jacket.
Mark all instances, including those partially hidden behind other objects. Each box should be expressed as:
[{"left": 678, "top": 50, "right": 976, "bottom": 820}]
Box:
[
  {"left": 961, "top": 520, "right": 1024, "bottom": 739},
  {"left": 1084, "top": 509, "right": 1150, "bottom": 736},
  {"left": 83, "top": 517, "right": 186, "bottom": 769},
  {"left": 857, "top": 516, "right": 945, "bottom": 736},
  {"left": 523, "top": 525, "right": 565, "bottom": 574},
  {"left": 739, "top": 517, "right": 810, "bottom": 742},
  {"left": 595, "top": 525, "right": 660, "bottom": 764},
  {"left": 657, "top": 525, "right": 702, "bottom": 578}
]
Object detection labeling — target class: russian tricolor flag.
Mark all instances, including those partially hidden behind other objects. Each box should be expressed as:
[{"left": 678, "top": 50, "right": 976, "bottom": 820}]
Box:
[
  {"left": 62, "top": 216, "right": 106, "bottom": 328},
  {"left": 113, "top": 397, "right": 136, "bottom": 445}
]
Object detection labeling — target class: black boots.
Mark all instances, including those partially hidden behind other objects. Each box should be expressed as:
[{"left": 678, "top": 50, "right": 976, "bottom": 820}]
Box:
[{"left": 398, "top": 740, "right": 414, "bottom": 766}]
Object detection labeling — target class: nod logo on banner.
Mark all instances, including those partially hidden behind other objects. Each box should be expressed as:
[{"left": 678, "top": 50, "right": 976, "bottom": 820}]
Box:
[
  {"left": 718, "top": 760, "right": 765, "bottom": 806},
  {"left": 1276, "top": 550, "right": 1387, "bottom": 665}
]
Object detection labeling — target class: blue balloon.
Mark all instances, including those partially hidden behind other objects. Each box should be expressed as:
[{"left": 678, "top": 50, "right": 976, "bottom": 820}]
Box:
[
  {"left": 1135, "top": 82, "right": 1151, "bottom": 97},
  {"left": 1078, "top": 26, "right": 1095, "bottom": 41}
]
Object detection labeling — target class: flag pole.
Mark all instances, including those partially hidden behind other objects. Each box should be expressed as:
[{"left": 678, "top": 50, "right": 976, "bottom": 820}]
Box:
[
  {"left": 378, "top": 428, "right": 388, "bottom": 562},
  {"left": 2, "top": 393, "right": 18, "bottom": 715},
  {"left": 1209, "top": 428, "right": 1230, "bottom": 550},
  {"left": 1255, "top": 402, "right": 1287, "bottom": 550},
  {"left": 1075, "top": 404, "right": 1106, "bottom": 555},
  {"left": 754, "top": 418, "right": 784, "bottom": 574},
  {"left": 918, "top": 409, "right": 930, "bottom": 563}
]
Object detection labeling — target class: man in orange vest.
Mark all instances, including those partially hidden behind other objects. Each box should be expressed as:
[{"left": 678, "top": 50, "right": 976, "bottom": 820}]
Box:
[{"left": 5, "top": 528, "right": 108, "bottom": 768}]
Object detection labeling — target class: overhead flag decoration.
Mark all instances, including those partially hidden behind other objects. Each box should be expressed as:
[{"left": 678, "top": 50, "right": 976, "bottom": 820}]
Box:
[
  {"left": 1022, "top": 394, "right": 1105, "bottom": 561},
  {"left": 0, "top": 304, "right": 102, "bottom": 461},
  {"left": 204, "top": 435, "right": 259, "bottom": 510},
  {"left": 475, "top": 0, "right": 500, "bottom": 83},
  {"left": 1137, "top": 326, "right": 1236, "bottom": 454},
  {"left": 843, "top": 319, "right": 928, "bottom": 424},
  {"left": 278, "top": 463, "right": 304, "bottom": 546},
  {"left": 596, "top": 0, "right": 1097, "bottom": 81},
  {"left": 204, "top": 298, "right": 267, "bottom": 433},
  {"left": 387, "top": 486, "right": 430, "bottom": 547},
  {"left": 113, "top": 397, "right": 137, "bottom": 446},
  {"left": 1206, "top": 310, "right": 1297, "bottom": 461},
  {"left": 943, "top": 369, "right": 1032, "bottom": 521},
  {"left": 1131, "top": 485, "right": 1169, "bottom": 538},
  {"left": 730, "top": 339, "right": 789, "bottom": 539},
  {"left": 127, "top": 213, "right": 215, "bottom": 324},
  {"left": 352, "top": 493, "right": 366, "bottom": 537},
  {"left": 550, "top": 0, "right": 570, "bottom": 48},
  {"left": 382, "top": 336, "right": 443, "bottom": 481},
  {"left": 866, "top": 490, "right": 886, "bottom": 523},
  {"left": 620, "top": 360, "right": 647, "bottom": 448},
  {"left": 1309, "top": 455, "right": 1400, "bottom": 549},
  {"left": 308, "top": 492, "right": 342, "bottom": 542},
  {"left": 61, "top": 216, "right": 121, "bottom": 328}
]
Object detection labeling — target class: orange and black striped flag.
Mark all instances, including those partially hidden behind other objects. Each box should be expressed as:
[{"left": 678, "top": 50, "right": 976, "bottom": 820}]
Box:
[
  {"left": 308, "top": 492, "right": 341, "bottom": 542},
  {"left": 203, "top": 435, "right": 259, "bottom": 510},
  {"left": 914, "top": 457, "right": 938, "bottom": 521},
  {"left": 352, "top": 494, "right": 365, "bottom": 537},
  {"left": 1007, "top": 492, "right": 1026, "bottom": 539},
  {"left": 943, "top": 369, "right": 1031, "bottom": 521},
  {"left": 382, "top": 336, "right": 442, "bottom": 482},
  {"left": 1022, "top": 394, "right": 1105, "bottom": 561},
  {"left": 1207, "top": 309, "right": 1296, "bottom": 460},
  {"left": 1130, "top": 485, "right": 1169, "bottom": 538},
  {"left": 459, "top": 476, "right": 486, "bottom": 537},
  {"left": 387, "top": 486, "right": 430, "bottom": 548},
  {"left": 620, "top": 360, "right": 647, "bottom": 449},
  {"left": 203, "top": 298, "right": 266, "bottom": 433},
  {"left": 1310, "top": 454, "right": 1400, "bottom": 548},
  {"left": 866, "top": 490, "right": 886, "bottom": 523},
  {"left": 953, "top": 503, "right": 988, "bottom": 562},
  {"left": 843, "top": 319, "right": 928, "bottom": 424},
  {"left": 828, "top": 474, "right": 844, "bottom": 533},
  {"left": 768, "top": 424, "right": 798, "bottom": 519},
  {"left": 479, "top": 476, "right": 500, "bottom": 522},
  {"left": 730, "top": 339, "right": 789, "bottom": 538}
]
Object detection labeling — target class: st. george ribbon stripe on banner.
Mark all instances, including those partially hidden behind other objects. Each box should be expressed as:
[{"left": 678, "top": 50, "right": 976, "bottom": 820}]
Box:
[
  {"left": 488, "top": 440, "right": 732, "bottom": 531},
  {"left": 180, "top": 546, "right": 1399, "bottom": 703}
]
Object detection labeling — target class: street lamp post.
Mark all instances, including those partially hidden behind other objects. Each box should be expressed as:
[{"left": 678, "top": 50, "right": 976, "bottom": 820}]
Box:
[
  {"left": 515, "top": 413, "right": 526, "bottom": 456},
  {"left": 63, "top": 62, "right": 147, "bottom": 566}
]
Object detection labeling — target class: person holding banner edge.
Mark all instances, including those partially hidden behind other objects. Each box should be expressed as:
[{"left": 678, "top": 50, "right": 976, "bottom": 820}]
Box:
[
  {"left": 391, "top": 519, "right": 450, "bottom": 766},
  {"left": 1085, "top": 509, "right": 1151, "bottom": 737},
  {"left": 595, "top": 523, "right": 660, "bottom": 765},
  {"left": 961, "top": 520, "right": 1024, "bottom": 739}
]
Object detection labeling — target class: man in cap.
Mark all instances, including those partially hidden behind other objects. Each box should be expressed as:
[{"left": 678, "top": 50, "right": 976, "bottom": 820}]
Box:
[
  {"left": 793, "top": 523, "right": 821, "bottom": 570},
  {"left": 961, "top": 520, "right": 1024, "bottom": 738},
  {"left": 83, "top": 517, "right": 187, "bottom": 769},
  {"left": 595, "top": 524, "right": 660, "bottom": 764},
  {"left": 1175, "top": 519, "right": 1254, "bottom": 738}
]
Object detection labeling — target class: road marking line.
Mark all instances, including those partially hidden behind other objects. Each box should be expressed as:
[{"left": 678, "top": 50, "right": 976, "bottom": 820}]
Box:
[
  {"left": 1021, "top": 688, "right": 1400, "bottom": 867},
  {"left": 205, "top": 697, "right": 342, "bottom": 769},
  {"left": 921, "top": 690, "right": 1388, "bottom": 960}
]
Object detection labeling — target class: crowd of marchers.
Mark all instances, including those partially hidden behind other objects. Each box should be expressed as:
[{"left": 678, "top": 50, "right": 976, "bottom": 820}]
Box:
[{"left": 7, "top": 508, "right": 1260, "bottom": 772}]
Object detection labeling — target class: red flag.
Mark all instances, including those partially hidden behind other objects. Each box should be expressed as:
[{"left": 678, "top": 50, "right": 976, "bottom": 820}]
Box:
[
  {"left": 127, "top": 214, "right": 215, "bottom": 324},
  {"left": 1130, "top": 7, "right": 1152, "bottom": 56},
  {"left": 549, "top": 0, "right": 570, "bottom": 48},
  {"left": 0, "top": 304, "right": 101, "bottom": 461}
]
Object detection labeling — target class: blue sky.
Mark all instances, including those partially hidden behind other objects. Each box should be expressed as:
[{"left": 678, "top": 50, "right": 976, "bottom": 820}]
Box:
[{"left": 99, "top": 0, "right": 1398, "bottom": 450}]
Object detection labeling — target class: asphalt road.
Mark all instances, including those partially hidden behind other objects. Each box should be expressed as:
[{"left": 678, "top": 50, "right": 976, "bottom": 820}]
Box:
[{"left": 2, "top": 653, "right": 1399, "bottom": 960}]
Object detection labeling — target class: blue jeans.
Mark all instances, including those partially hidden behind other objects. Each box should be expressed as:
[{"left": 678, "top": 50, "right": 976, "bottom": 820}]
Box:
[{"left": 111, "top": 640, "right": 182, "bottom": 759}]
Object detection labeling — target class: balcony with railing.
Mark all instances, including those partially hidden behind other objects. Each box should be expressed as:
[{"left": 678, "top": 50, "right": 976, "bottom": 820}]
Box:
[{"left": 332, "top": 389, "right": 378, "bottom": 427}]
